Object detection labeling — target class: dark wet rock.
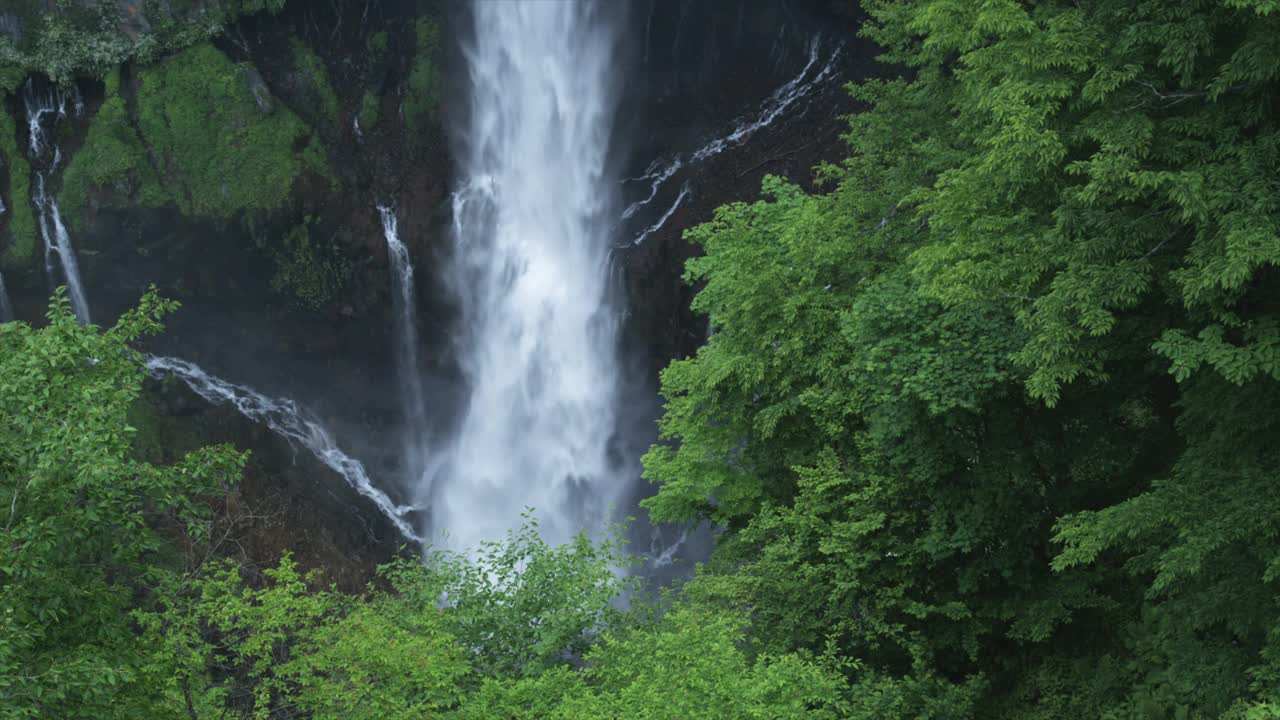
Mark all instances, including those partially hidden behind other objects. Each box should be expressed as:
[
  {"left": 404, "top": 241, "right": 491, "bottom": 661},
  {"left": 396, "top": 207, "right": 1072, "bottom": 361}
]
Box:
[
  {"left": 0, "top": 14, "right": 22, "bottom": 43},
  {"left": 242, "top": 65, "right": 275, "bottom": 114},
  {"left": 2, "top": 0, "right": 878, "bottom": 585}
]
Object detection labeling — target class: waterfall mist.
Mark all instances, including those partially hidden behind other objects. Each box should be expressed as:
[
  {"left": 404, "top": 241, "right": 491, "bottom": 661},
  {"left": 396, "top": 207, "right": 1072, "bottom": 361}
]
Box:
[{"left": 423, "top": 1, "right": 630, "bottom": 550}]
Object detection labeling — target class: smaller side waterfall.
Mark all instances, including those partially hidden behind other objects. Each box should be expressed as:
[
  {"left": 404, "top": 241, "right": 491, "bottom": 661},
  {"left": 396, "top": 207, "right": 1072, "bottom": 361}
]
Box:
[
  {"left": 378, "top": 205, "right": 431, "bottom": 489},
  {"left": 621, "top": 39, "right": 843, "bottom": 245},
  {"left": 626, "top": 182, "right": 690, "bottom": 248},
  {"left": 0, "top": 271, "right": 13, "bottom": 323},
  {"left": 32, "top": 174, "right": 90, "bottom": 324},
  {"left": 24, "top": 80, "right": 90, "bottom": 324},
  {"left": 146, "top": 355, "right": 425, "bottom": 544}
]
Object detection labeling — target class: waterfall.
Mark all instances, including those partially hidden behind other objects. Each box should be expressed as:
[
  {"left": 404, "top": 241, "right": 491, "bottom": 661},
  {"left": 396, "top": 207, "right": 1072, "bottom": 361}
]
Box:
[
  {"left": 427, "top": 1, "right": 626, "bottom": 550},
  {"left": 0, "top": 270, "right": 13, "bottom": 323},
  {"left": 621, "top": 39, "right": 842, "bottom": 244},
  {"left": 145, "top": 355, "right": 425, "bottom": 544},
  {"left": 626, "top": 182, "right": 690, "bottom": 248},
  {"left": 24, "top": 81, "right": 90, "bottom": 324},
  {"left": 23, "top": 80, "right": 64, "bottom": 158},
  {"left": 33, "top": 174, "right": 90, "bottom": 324},
  {"left": 378, "top": 205, "right": 430, "bottom": 489}
]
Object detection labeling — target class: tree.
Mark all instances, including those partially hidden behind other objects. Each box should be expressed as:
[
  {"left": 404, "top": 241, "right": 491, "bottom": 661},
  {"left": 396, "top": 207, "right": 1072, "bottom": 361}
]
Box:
[
  {"left": 642, "top": 1, "right": 1280, "bottom": 716},
  {"left": 0, "top": 290, "right": 243, "bottom": 718}
]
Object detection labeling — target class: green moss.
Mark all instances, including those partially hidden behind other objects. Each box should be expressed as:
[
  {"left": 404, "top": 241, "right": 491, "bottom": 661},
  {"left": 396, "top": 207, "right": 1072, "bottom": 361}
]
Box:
[
  {"left": 366, "top": 30, "right": 389, "bottom": 56},
  {"left": 404, "top": 16, "right": 440, "bottom": 140},
  {"left": 0, "top": 107, "right": 37, "bottom": 270},
  {"left": 270, "top": 220, "right": 349, "bottom": 311},
  {"left": 290, "top": 38, "right": 339, "bottom": 125},
  {"left": 135, "top": 42, "right": 323, "bottom": 219},
  {"left": 60, "top": 69, "right": 168, "bottom": 231},
  {"left": 358, "top": 91, "right": 380, "bottom": 131},
  {"left": 301, "top": 134, "right": 338, "bottom": 192},
  {"left": 0, "top": 62, "right": 25, "bottom": 96}
]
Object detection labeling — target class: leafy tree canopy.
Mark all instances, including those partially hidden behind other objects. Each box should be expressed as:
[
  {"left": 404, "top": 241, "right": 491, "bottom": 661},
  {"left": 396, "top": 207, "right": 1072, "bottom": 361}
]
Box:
[{"left": 642, "top": 1, "right": 1280, "bottom": 717}]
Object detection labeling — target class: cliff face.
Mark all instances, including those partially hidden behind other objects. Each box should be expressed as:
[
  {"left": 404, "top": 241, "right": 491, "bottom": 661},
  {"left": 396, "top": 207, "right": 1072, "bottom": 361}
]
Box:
[{"left": 0, "top": 0, "right": 873, "bottom": 584}]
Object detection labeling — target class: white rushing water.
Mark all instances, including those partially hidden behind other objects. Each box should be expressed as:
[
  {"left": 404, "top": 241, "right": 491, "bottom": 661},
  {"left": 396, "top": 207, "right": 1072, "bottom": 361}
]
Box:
[
  {"left": 379, "top": 205, "right": 431, "bottom": 489},
  {"left": 626, "top": 181, "right": 690, "bottom": 248},
  {"left": 426, "top": 1, "right": 627, "bottom": 550},
  {"left": 33, "top": 174, "right": 90, "bottom": 324},
  {"left": 25, "top": 81, "right": 90, "bottom": 324},
  {"left": 145, "top": 355, "right": 425, "bottom": 544},
  {"left": 621, "top": 39, "right": 842, "bottom": 244}
]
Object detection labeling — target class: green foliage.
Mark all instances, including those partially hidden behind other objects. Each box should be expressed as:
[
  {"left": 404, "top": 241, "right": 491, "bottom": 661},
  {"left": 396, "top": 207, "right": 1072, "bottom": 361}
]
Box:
[
  {"left": 269, "top": 220, "right": 348, "bottom": 311},
  {"left": 300, "top": 134, "right": 337, "bottom": 192},
  {"left": 8, "top": 2, "right": 1280, "bottom": 718},
  {"left": 413, "top": 516, "right": 642, "bottom": 680},
  {"left": 0, "top": 289, "right": 244, "bottom": 718},
  {"left": 62, "top": 45, "right": 336, "bottom": 230},
  {"left": 289, "top": 38, "right": 339, "bottom": 126},
  {"left": 125, "top": 396, "right": 165, "bottom": 465},
  {"left": 139, "top": 551, "right": 470, "bottom": 719},
  {"left": 134, "top": 42, "right": 322, "bottom": 219},
  {"left": 292, "top": 593, "right": 469, "bottom": 719},
  {"left": 640, "top": 0, "right": 1280, "bottom": 716},
  {"left": 0, "top": 2, "right": 136, "bottom": 83},
  {"left": 59, "top": 69, "right": 167, "bottom": 230},
  {"left": 0, "top": 62, "right": 24, "bottom": 96},
  {"left": 560, "top": 605, "right": 851, "bottom": 719},
  {"left": 0, "top": 0, "right": 287, "bottom": 84},
  {"left": 138, "top": 517, "right": 854, "bottom": 719},
  {"left": 404, "top": 16, "right": 441, "bottom": 139},
  {"left": 0, "top": 105, "right": 37, "bottom": 269},
  {"left": 460, "top": 604, "right": 855, "bottom": 720}
]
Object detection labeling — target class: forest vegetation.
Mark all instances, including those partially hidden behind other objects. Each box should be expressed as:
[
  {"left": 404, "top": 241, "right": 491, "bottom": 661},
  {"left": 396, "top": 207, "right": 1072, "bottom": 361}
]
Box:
[{"left": 3, "top": 0, "right": 1280, "bottom": 718}]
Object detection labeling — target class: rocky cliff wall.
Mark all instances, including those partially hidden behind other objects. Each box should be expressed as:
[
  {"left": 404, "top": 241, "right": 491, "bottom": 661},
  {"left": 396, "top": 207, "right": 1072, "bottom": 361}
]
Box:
[{"left": 0, "top": 0, "right": 878, "bottom": 585}]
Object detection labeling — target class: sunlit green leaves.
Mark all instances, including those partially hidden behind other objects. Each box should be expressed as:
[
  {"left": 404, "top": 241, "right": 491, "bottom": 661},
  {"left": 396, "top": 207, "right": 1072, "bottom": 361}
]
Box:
[{"left": 0, "top": 290, "right": 243, "bottom": 718}]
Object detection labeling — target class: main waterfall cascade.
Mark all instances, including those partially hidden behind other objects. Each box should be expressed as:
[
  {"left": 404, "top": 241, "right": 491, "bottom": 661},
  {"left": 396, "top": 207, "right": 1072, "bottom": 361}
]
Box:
[{"left": 422, "top": 1, "right": 629, "bottom": 550}]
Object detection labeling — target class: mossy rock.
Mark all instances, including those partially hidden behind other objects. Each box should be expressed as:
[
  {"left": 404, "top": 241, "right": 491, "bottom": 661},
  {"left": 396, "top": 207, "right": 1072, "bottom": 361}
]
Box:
[
  {"left": 366, "top": 30, "right": 389, "bottom": 57},
  {"left": 62, "top": 44, "right": 339, "bottom": 229},
  {"left": 0, "top": 105, "right": 37, "bottom": 270},
  {"left": 132, "top": 42, "right": 327, "bottom": 219},
  {"left": 404, "top": 16, "right": 440, "bottom": 140},
  {"left": 289, "top": 38, "right": 339, "bottom": 127},
  {"left": 59, "top": 69, "right": 167, "bottom": 231},
  {"left": 270, "top": 219, "right": 349, "bottom": 311},
  {"left": 358, "top": 91, "right": 380, "bottom": 132}
]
